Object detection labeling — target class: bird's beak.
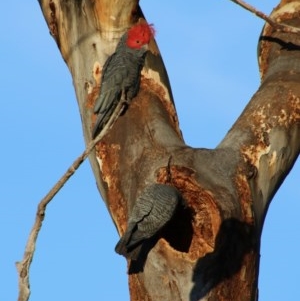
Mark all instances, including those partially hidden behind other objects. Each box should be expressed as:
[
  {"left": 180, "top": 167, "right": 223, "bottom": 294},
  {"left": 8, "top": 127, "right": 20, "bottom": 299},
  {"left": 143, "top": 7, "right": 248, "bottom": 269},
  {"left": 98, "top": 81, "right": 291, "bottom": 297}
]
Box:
[{"left": 142, "top": 44, "right": 149, "bottom": 51}]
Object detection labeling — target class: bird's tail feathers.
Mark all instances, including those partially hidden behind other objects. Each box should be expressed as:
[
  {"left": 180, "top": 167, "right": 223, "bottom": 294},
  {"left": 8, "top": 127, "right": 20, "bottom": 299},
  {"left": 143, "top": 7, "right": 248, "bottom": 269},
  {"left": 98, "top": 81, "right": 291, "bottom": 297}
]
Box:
[
  {"left": 125, "top": 232, "right": 145, "bottom": 250},
  {"left": 92, "top": 90, "right": 123, "bottom": 138},
  {"left": 115, "top": 229, "right": 133, "bottom": 253},
  {"left": 115, "top": 231, "right": 143, "bottom": 260}
]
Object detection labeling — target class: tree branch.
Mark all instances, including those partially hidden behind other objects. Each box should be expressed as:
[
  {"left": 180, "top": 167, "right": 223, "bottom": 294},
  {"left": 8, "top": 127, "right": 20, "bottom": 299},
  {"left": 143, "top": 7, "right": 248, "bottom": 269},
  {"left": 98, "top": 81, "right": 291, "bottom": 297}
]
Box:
[
  {"left": 16, "top": 102, "right": 125, "bottom": 301},
  {"left": 230, "top": 0, "right": 300, "bottom": 34}
]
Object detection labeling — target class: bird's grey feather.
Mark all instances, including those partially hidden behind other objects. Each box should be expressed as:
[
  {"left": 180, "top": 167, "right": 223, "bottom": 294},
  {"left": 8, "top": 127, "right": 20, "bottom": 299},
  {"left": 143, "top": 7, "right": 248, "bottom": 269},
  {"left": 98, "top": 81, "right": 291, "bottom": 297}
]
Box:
[
  {"left": 115, "top": 184, "right": 184, "bottom": 259},
  {"left": 92, "top": 33, "right": 147, "bottom": 138}
]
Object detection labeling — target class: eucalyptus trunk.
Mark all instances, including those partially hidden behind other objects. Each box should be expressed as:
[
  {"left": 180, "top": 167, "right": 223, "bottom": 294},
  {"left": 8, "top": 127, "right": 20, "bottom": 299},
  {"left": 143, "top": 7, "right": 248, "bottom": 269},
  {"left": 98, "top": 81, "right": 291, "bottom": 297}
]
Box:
[{"left": 37, "top": 1, "right": 299, "bottom": 300}]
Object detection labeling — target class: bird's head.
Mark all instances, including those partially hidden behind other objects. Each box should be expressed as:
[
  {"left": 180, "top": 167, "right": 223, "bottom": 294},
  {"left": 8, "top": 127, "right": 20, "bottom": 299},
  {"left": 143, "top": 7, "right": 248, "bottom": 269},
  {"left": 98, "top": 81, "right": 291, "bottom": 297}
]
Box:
[{"left": 126, "top": 23, "right": 155, "bottom": 50}]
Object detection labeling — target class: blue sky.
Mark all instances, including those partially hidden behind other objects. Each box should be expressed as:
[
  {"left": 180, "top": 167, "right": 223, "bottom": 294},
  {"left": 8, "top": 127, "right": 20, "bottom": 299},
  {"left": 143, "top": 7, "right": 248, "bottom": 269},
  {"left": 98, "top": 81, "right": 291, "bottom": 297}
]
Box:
[{"left": 1, "top": 1, "right": 299, "bottom": 300}]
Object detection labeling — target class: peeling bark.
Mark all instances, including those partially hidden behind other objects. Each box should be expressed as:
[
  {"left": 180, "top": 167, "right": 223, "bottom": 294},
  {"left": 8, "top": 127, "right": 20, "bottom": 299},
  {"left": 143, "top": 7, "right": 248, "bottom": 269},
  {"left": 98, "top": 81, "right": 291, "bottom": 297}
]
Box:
[{"left": 37, "top": 1, "right": 299, "bottom": 300}]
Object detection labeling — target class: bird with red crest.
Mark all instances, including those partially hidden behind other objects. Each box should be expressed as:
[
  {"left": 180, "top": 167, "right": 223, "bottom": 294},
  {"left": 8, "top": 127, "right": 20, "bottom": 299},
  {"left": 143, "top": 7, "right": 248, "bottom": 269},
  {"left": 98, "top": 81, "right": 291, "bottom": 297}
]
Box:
[{"left": 92, "top": 21, "right": 155, "bottom": 138}]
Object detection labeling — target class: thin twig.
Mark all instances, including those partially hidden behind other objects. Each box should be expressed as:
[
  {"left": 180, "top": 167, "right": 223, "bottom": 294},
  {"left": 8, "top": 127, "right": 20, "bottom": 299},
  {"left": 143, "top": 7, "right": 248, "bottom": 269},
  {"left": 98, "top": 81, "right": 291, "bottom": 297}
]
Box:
[
  {"left": 16, "top": 101, "right": 126, "bottom": 301},
  {"left": 230, "top": 0, "right": 300, "bottom": 34}
]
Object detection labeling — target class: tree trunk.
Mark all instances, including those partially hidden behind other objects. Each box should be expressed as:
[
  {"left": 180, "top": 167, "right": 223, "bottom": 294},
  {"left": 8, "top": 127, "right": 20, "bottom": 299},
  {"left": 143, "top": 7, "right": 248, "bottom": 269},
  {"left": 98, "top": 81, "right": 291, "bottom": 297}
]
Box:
[{"left": 37, "top": 1, "right": 299, "bottom": 300}]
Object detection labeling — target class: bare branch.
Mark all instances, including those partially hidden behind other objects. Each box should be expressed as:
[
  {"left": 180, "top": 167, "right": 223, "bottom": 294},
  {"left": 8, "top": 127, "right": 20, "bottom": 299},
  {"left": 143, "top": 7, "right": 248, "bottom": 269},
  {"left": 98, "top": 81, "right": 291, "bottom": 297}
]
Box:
[
  {"left": 16, "top": 102, "right": 125, "bottom": 301},
  {"left": 230, "top": 0, "right": 300, "bottom": 34}
]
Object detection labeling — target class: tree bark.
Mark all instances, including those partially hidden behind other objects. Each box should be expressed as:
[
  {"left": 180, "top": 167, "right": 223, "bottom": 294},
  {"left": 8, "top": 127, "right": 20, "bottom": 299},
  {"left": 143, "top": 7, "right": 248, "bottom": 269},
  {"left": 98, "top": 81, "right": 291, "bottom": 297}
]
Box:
[{"left": 38, "top": 1, "right": 299, "bottom": 300}]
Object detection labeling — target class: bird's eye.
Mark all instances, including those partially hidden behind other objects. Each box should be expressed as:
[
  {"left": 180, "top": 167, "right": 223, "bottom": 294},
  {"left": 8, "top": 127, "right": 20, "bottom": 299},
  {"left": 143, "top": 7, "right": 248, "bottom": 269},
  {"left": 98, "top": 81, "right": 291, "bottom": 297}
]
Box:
[{"left": 136, "top": 40, "right": 140, "bottom": 44}]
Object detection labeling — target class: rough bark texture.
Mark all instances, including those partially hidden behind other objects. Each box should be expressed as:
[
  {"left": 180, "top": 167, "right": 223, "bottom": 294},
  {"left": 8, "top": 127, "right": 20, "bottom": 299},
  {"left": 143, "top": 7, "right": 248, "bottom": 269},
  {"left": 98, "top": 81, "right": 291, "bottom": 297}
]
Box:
[{"left": 38, "top": 1, "right": 299, "bottom": 300}]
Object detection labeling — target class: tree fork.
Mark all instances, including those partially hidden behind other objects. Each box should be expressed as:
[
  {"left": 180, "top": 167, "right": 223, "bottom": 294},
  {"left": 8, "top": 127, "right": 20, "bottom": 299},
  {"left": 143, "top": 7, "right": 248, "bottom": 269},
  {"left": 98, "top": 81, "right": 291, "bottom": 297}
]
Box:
[{"left": 37, "top": 1, "right": 299, "bottom": 300}]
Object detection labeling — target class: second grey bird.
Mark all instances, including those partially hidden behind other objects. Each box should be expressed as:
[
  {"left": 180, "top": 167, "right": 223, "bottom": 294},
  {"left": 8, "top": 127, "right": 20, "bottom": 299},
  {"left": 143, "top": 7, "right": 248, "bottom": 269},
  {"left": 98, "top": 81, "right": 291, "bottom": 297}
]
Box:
[{"left": 115, "top": 183, "right": 185, "bottom": 260}]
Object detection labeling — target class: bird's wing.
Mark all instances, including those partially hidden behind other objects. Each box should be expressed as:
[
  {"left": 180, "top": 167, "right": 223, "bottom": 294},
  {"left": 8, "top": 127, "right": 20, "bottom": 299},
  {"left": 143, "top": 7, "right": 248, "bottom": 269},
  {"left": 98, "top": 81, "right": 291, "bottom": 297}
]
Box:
[
  {"left": 93, "top": 55, "right": 112, "bottom": 113},
  {"left": 94, "top": 53, "right": 122, "bottom": 114},
  {"left": 92, "top": 54, "right": 127, "bottom": 138},
  {"left": 127, "top": 185, "right": 181, "bottom": 247}
]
